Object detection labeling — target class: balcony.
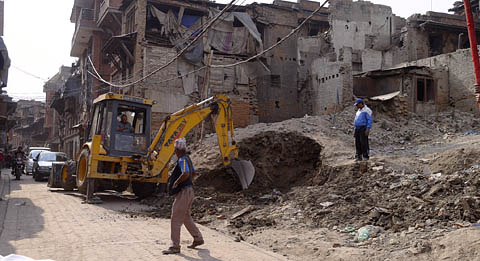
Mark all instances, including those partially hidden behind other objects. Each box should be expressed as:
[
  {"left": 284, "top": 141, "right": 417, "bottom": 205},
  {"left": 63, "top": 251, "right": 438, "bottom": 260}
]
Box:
[
  {"left": 97, "top": 0, "right": 123, "bottom": 28},
  {"left": 71, "top": 8, "right": 100, "bottom": 57}
]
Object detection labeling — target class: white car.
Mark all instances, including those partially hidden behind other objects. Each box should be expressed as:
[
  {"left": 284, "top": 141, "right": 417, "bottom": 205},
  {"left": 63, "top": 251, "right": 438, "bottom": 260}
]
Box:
[{"left": 26, "top": 150, "right": 48, "bottom": 174}]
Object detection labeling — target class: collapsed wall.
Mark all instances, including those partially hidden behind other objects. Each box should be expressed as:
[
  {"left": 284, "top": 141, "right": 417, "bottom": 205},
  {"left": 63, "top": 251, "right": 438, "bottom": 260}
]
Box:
[
  {"left": 302, "top": 0, "right": 402, "bottom": 116},
  {"left": 400, "top": 47, "right": 480, "bottom": 114}
]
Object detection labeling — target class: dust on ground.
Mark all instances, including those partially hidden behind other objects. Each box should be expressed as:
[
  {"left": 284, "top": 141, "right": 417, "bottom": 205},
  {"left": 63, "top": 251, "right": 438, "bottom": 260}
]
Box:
[{"left": 139, "top": 105, "right": 480, "bottom": 260}]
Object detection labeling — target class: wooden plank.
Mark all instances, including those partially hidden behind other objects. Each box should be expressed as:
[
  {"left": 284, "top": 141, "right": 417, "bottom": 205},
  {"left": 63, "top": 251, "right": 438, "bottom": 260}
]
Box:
[
  {"left": 178, "top": 7, "right": 185, "bottom": 26},
  {"left": 231, "top": 205, "right": 254, "bottom": 219}
]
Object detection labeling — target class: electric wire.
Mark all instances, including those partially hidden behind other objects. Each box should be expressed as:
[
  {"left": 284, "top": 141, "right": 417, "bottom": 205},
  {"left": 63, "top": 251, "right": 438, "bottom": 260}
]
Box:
[
  {"left": 103, "top": 0, "right": 249, "bottom": 86},
  {"left": 210, "top": 0, "right": 330, "bottom": 69},
  {"left": 89, "top": 0, "right": 239, "bottom": 88},
  {"left": 11, "top": 65, "right": 48, "bottom": 82},
  {"left": 88, "top": 0, "right": 330, "bottom": 88}
]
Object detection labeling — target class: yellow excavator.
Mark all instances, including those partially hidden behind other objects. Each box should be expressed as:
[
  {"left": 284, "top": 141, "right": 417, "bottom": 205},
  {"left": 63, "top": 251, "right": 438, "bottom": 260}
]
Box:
[{"left": 60, "top": 93, "right": 255, "bottom": 200}]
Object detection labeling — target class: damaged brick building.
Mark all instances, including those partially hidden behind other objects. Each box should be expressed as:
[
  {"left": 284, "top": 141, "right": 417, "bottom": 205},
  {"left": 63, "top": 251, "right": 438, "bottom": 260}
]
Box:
[
  {"left": 69, "top": 0, "right": 330, "bottom": 131},
  {"left": 9, "top": 100, "right": 46, "bottom": 149},
  {"left": 59, "top": 0, "right": 480, "bottom": 157}
]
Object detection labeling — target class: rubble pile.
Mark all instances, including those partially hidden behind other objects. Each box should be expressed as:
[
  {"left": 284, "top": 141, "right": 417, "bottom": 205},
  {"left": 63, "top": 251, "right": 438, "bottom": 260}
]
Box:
[
  {"left": 265, "top": 161, "right": 480, "bottom": 231},
  {"left": 185, "top": 108, "right": 480, "bottom": 233},
  {"left": 330, "top": 106, "right": 480, "bottom": 153},
  {"left": 430, "top": 147, "right": 480, "bottom": 175},
  {"left": 195, "top": 131, "right": 323, "bottom": 193},
  {"left": 139, "top": 107, "right": 480, "bottom": 260}
]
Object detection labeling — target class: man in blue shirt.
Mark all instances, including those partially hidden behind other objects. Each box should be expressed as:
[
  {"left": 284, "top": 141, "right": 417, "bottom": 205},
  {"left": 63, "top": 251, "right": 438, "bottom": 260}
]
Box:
[
  {"left": 354, "top": 98, "right": 373, "bottom": 161},
  {"left": 163, "top": 138, "right": 204, "bottom": 255},
  {"left": 117, "top": 114, "right": 133, "bottom": 133}
]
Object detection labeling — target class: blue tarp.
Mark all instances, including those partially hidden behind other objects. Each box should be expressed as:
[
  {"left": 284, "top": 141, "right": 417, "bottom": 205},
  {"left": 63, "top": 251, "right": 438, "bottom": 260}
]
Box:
[{"left": 174, "top": 12, "right": 201, "bottom": 28}]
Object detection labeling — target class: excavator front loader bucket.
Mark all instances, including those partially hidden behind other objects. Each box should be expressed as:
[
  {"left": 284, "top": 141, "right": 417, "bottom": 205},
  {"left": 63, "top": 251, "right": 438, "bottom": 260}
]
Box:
[{"left": 231, "top": 159, "right": 255, "bottom": 189}]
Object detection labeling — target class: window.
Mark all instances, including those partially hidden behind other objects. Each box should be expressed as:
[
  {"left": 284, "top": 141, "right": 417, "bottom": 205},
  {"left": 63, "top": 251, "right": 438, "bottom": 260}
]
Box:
[
  {"left": 126, "top": 8, "right": 136, "bottom": 34},
  {"left": 89, "top": 104, "right": 103, "bottom": 140},
  {"left": 271, "top": 75, "right": 281, "bottom": 88},
  {"left": 39, "top": 152, "right": 68, "bottom": 162},
  {"left": 417, "top": 79, "right": 425, "bottom": 102},
  {"left": 102, "top": 102, "right": 113, "bottom": 149},
  {"left": 114, "top": 104, "right": 147, "bottom": 153},
  {"left": 116, "top": 104, "right": 146, "bottom": 135},
  {"left": 416, "top": 78, "right": 435, "bottom": 103}
]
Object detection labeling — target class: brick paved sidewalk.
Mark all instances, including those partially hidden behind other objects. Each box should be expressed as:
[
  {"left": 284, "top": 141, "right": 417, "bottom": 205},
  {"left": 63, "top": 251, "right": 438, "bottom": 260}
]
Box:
[{"left": 0, "top": 171, "right": 285, "bottom": 261}]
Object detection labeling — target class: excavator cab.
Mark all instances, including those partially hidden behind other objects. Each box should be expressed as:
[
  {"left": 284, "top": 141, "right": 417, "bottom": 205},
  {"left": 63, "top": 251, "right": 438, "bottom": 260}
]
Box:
[{"left": 88, "top": 94, "right": 152, "bottom": 157}]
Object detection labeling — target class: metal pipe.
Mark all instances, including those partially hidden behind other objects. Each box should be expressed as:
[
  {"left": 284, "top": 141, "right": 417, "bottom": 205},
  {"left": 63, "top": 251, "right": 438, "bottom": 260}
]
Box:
[{"left": 463, "top": 0, "right": 480, "bottom": 111}]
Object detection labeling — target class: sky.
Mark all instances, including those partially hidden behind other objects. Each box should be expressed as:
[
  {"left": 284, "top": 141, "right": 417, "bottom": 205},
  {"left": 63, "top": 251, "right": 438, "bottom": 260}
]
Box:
[{"left": 3, "top": 0, "right": 457, "bottom": 101}]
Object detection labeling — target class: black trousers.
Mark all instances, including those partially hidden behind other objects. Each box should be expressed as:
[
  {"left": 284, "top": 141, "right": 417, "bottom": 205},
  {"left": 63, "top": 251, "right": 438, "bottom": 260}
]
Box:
[{"left": 354, "top": 126, "right": 369, "bottom": 159}]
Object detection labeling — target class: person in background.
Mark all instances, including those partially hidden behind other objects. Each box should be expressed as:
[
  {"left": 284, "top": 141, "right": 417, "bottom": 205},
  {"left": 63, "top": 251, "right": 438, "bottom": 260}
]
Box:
[
  {"left": 354, "top": 98, "right": 373, "bottom": 161},
  {"left": 0, "top": 150, "right": 4, "bottom": 169},
  {"left": 11, "top": 146, "right": 25, "bottom": 173}
]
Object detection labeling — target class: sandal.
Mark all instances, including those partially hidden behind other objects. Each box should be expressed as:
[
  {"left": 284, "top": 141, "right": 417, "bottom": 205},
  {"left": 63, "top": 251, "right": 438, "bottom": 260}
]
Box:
[
  {"left": 187, "top": 239, "right": 204, "bottom": 249},
  {"left": 162, "top": 247, "right": 180, "bottom": 255}
]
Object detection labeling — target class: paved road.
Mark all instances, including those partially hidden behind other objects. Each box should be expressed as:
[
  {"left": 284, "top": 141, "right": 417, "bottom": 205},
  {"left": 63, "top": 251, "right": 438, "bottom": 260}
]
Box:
[{"left": 0, "top": 170, "right": 284, "bottom": 261}]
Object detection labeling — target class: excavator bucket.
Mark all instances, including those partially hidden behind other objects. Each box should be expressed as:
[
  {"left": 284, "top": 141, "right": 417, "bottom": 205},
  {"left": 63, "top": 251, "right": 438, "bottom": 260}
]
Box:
[{"left": 231, "top": 159, "right": 255, "bottom": 189}]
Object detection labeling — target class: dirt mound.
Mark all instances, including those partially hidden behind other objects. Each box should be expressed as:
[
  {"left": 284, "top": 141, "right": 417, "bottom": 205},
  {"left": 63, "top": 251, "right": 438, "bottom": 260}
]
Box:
[
  {"left": 195, "top": 131, "right": 322, "bottom": 193},
  {"left": 431, "top": 147, "right": 480, "bottom": 175}
]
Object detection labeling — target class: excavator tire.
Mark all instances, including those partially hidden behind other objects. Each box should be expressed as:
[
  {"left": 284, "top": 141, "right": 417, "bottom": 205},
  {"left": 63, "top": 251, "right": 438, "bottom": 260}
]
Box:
[
  {"left": 132, "top": 182, "right": 156, "bottom": 199},
  {"left": 62, "top": 161, "right": 77, "bottom": 191},
  {"left": 76, "top": 149, "right": 90, "bottom": 194}
]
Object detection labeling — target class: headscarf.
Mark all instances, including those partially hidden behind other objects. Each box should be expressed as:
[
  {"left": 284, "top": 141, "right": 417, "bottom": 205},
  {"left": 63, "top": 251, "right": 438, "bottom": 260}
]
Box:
[{"left": 174, "top": 138, "right": 187, "bottom": 151}]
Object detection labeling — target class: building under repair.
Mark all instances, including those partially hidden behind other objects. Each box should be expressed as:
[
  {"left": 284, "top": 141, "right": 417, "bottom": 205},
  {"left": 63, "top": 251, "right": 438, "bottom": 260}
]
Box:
[{"left": 47, "top": 0, "right": 480, "bottom": 152}]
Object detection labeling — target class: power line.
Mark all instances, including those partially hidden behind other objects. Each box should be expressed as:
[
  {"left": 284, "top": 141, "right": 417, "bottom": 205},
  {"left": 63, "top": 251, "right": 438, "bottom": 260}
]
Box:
[
  {"left": 103, "top": 0, "right": 249, "bottom": 86},
  {"left": 89, "top": 0, "right": 329, "bottom": 88},
  {"left": 89, "top": 0, "right": 239, "bottom": 88},
  {"left": 11, "top": 65, "right": 48, "bottom": 82},
  {"left": 211, "top": 0, "right": 329, "bottom": 69}
]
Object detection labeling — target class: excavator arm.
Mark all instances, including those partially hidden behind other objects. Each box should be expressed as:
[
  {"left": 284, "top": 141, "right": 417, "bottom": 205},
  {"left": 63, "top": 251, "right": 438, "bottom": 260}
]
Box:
[{"left": 144, "top": 94, "right": 254, "bottom": 189}]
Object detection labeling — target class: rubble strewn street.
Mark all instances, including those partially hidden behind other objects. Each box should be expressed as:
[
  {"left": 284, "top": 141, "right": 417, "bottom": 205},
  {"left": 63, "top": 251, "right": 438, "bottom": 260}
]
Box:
[
  {"left": 4, "top": 0, "right": 480, "bottom": 260},
  {"left": 140, "top": 106, "right": 480, "bottom": 260}
]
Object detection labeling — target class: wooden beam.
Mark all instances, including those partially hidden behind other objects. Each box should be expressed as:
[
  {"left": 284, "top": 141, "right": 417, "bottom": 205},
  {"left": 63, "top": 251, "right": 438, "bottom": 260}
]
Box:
[
  {"left": 199, "top": 50, "right": 214, "bottom": 143},
  {"left": 108, "top": 54, "right": 122, "bottom": 72},
  {"left": 178, "top": 7, "right": 185, "bottom": 26},
  {"left": 120, "top": 41, "right": 135, "bottom": 63}
]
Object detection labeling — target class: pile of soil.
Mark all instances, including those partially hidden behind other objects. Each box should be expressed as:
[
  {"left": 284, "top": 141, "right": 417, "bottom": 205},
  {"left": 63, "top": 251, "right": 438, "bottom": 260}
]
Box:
[
  {"left": 194, "top": 131, "right": 323, "bottom": 193},
  {"left": 430, "top": 147, "right": 480, "bottom": 175}
]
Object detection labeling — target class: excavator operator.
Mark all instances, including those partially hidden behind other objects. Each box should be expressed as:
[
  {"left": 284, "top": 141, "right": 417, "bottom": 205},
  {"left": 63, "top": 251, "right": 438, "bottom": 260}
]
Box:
[{"left": 117, "top": 114, "right": 133, "bottom": 133}]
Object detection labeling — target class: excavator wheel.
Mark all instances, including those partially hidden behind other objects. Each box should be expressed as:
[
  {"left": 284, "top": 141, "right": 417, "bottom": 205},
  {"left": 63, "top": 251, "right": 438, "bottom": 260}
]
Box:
[
  {"left": 132, "top": 182, "right": 156, "bottom": 199},
  {"left": 62, "top": 161, "right": 77, "bottom": 191},
  {"left": 76, "top": 149, "right": 90, "bottom": 194}
]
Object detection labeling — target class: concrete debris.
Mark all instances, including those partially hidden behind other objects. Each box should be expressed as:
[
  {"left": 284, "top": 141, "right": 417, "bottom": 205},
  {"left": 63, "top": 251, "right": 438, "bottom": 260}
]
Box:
[{"left": 319, "top": 202, "right": 335, "bottom": 208}]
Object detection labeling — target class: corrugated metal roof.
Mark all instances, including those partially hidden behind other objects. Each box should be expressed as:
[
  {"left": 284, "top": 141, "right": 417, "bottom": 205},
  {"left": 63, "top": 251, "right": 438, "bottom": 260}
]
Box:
[{"left": 369, "top": 91, "right": 401, "bottom": 101}]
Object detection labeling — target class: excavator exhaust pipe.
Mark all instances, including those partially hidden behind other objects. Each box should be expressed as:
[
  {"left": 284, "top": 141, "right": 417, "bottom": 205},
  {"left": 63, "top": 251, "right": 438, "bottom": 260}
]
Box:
[{"left": 230, "top": 159, "right": 255, "bottom": 190}]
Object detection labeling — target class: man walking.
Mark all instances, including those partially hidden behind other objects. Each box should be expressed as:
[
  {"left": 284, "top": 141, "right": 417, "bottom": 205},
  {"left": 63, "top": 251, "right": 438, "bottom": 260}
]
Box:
[
  {"left": 354, "top": 98, "right": 372, "bottom": 161},
  {"left": 163, "top": 138, "right": 204, "bottom": 255}
]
